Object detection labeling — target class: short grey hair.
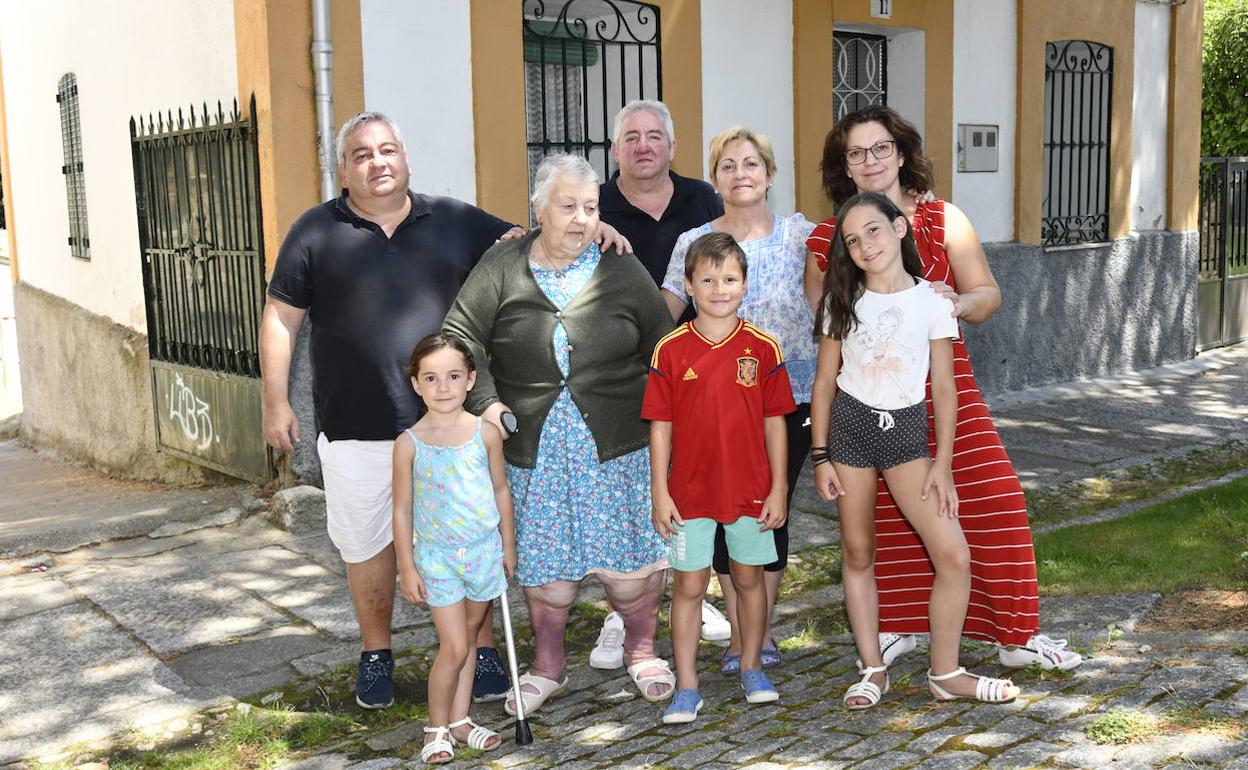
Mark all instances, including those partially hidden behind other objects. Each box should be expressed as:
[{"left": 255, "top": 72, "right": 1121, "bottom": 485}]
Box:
[
  {"left": 335, "top": 112, "right": 406, "bottom": 166},
  {"left": 612, "top": 99, "right": 676, "bottom": 147},
  {"left": 530, "top": 153, "right": 599, "bottom": 213}
]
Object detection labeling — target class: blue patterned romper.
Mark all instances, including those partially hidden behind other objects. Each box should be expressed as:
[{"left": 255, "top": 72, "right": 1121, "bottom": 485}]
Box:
[
  {"left": 407, "top": 417, "right": 507, "bottom": 607},
  {"left": 507, "top": 243, "right": 668, "bottom": 587}
]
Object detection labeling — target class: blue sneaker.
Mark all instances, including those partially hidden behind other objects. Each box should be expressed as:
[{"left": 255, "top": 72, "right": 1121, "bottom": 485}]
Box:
[
  {"left": 662, "top": 688, "right": 704, "bottom": 724},
  {"left": 473, "top": 646, "right": 510, "bottom": 703},
  {"left": 355, "top": 649, "right": 394, "bottom": 709},
  {"left": 740, "top": 669, "right": 779, "bottom": 704}
]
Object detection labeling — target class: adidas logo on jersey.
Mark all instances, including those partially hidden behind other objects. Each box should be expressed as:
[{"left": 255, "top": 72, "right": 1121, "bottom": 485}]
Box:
[{"left": 682, "top": 367, "right": 698, "bottom": 381}]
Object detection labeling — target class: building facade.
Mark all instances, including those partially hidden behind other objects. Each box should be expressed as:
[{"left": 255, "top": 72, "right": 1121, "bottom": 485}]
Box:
[{"left": 0, "top": 0, "right": 1204, "bottom": 482}]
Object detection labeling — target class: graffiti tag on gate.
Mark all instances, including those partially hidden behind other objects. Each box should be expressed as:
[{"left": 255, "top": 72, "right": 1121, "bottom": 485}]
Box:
[{"left": 168, "top": 373, "right": 218, "bottom": 450}]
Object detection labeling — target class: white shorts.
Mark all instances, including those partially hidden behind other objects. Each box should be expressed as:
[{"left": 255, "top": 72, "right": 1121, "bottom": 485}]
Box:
[{"left": 317, "top": 433, "right": 394, "bottom": 564}]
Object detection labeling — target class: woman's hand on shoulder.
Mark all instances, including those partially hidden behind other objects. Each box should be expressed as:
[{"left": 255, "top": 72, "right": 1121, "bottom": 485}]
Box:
[
  {"left": 594, "top": 221, "right": 633, "bottom": 254},
  {"left": 906, "top": 188, "right": 937, "bottom": 205},
  {"left": 928, "top": 280, "right": 964, "bottom": 318}
]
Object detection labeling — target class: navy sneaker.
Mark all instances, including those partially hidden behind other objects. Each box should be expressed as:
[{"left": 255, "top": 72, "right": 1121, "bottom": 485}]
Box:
[
  {"left": 473, "top": 646, "right": 510, "bottom": 703},
  {"left": 355, "top": 649, "right": 394, "bottom": 710}
]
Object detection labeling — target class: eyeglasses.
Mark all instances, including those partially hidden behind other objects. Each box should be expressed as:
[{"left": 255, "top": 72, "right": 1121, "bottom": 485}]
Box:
[{"left": 845, "top": 140, "right": 897, "bottom": 165}]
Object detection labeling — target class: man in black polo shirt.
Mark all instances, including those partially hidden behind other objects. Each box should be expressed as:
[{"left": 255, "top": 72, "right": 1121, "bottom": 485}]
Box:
[
  {"left": 599, "top": 99, "right": 722, "bottom": 288},
  {"left": 260, "top": 112, "right": 518, "bottom": 711},
  {"left": 591, "top": 100, "right": 729, "bottom": 670}
]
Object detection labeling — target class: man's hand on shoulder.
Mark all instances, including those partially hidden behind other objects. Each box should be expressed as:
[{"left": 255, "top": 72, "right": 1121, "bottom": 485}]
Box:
[
  {"left": 497, "top": 226, "right": 527, "bottom": 242},
  {"left": 594, "top": 221, "right": 633, "bottom": 254}
]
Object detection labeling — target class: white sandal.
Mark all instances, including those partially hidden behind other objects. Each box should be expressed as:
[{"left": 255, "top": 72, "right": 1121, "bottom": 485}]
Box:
[
  {"left": 928, "top": 667, "right": 1019, "bottom": 703},
  {"left": 842, "top": 664, "right": 890, "bottom": 710},
  {"left": 449, "top": 717, "right": 500, "bottom": 751},
  {"left": 626, "top": 657, "right": 676, "bottom": 702},
  {"left": 504, "top": 672, "right": 569, "bottom": 716},
  {"left": 420, "top": 726, "right": 455, "bottom": 765}
]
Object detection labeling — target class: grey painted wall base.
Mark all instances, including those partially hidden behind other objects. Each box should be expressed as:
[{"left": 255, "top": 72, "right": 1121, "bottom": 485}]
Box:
[
  {"left": 14, "top": 282, "right": 220, "bottom": 485},
  {"left": 968, "top": 230, "right": 1198, "bottom": 394}
]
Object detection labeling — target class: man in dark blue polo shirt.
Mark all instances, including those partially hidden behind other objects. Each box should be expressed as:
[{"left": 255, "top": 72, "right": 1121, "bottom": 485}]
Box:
[
  {"left": 260, "top": 113, "right": 518, "bottom": 711},
  {"left": 592, "top": 100, "right": 729, "bottom": 670}
]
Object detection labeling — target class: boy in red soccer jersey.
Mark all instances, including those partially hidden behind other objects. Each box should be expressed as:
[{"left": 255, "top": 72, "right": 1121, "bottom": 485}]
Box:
[{"left": 643, "top": 231, "right": 797, "bottom": 723}]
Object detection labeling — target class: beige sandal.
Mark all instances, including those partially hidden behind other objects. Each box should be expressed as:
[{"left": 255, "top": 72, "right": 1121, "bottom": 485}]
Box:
[
  {"left": 449, "top": 717, "right": 500, "bottom": 751},
  {"left": 504, "top": 672, "right": 569, "bottom": 716},
  {"left": 843, "top": 664, "right": 890, "bottom": 710},
  {"left": 928, "top": 667, "right": 1019, "bottom": 703},
  {"left": 627, "top": 657, "right": 676, "bottom": 702}
]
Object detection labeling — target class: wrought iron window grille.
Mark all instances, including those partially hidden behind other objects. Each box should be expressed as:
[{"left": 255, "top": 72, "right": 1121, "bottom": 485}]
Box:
[
  {"left": 130, "top": 98, "right": 266, "bottom": 377},
  {"left": 57, "top": 73, "right": 90, "bottom": 260},
  {"left": 1041, "top": 40, "right": 1113, "bottom": 249},
  {"left": 833, "top": 32, "right": 887, "bottom": 122},
  {"left": 522, "top": 0, "right": 661, "bottom": 213}
]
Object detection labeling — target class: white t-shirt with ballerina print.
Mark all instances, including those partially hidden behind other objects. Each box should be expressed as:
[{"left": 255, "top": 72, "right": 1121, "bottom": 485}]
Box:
[{"left": 826, "top": 278, "right": 960, "bottom": 411}]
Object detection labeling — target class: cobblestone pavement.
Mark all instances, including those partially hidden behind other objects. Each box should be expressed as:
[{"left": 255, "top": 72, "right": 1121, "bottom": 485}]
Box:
[
  {"left": 2, "top": 344, "right": 1247, "bottom": 767},
  {"left": 279, "top": 625, "right": 1248, "bottom": 770}
]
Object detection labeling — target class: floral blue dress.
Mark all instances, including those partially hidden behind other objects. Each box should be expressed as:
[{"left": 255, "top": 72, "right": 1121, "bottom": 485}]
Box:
[
  {"left": 662, "top": 213, "right": 817, "bottom": 404},
  {"left": 507, "top": 243, "right": 667, "bottom": 587}
]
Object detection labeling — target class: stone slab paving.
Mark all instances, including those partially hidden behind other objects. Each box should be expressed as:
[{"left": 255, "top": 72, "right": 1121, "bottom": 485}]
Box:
[{"left": 253, "top": 631, "right": 1246, "bottom": 770}]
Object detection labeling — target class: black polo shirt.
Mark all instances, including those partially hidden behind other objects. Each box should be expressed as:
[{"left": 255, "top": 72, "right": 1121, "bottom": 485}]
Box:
[
  {"left": 268, "top": 191, "right": 513, "bottom": 441},
  {"left": 599, "top": 170, "right": 723, "bottom": 287}
]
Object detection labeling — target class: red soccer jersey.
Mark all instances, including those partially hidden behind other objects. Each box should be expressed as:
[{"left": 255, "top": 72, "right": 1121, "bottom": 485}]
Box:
[{"left": 642, "top": 319, "right": 797, "bottom": 522}]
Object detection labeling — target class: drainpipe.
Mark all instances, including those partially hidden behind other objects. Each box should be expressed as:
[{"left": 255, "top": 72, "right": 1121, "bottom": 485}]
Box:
[{"left": 311, "top": 0, "right": 337, "bottom": 202}]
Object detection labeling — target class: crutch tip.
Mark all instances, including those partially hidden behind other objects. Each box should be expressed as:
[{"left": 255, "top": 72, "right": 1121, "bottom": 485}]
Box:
[{"left": 515, "top": 718, "right": 533, "bottom": 745}]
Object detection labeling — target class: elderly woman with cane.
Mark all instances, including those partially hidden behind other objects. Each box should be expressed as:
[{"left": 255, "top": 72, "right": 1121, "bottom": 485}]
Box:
[{"left": 444, "top": 153, "right": 677, "bottom": 715}]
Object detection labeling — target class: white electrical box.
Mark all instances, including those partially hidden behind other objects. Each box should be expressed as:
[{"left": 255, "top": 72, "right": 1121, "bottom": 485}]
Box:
[{"left": 957, "top": 124, "right": 999, "bottom": 173}]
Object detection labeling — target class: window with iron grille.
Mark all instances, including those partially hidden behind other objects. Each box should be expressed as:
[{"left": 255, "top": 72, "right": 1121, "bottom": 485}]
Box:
[
  {"left": 57, "top": 73, "right": 90, "bottom": 259},
  {"left": 833, "top": 32, "right": 887, "bottom": 121},
  {"left": 522, "top": 0, "right": 661, "bottom": 216},
  {"left": 1042, "top": 40, "right": 1112, "bottom": 249}
]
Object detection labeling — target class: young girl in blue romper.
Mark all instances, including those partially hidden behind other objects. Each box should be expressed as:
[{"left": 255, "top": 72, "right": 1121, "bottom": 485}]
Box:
[{"left": 392, "top": 333, "right": 518, "bottom": 765}]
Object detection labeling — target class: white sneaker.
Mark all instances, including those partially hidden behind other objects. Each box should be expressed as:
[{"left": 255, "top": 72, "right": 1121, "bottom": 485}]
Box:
[
  {"left": 999, "top": 634, "right": 1083, "bottom": 671},
  {"left": 700, "top": 600, "right": 732, "bottom": 642},
  {"left": 589, "top": 611, "right": 625, "bottom": 670},
  {"left": 880, "top": 633, "right": 918, "bottom": 665}
]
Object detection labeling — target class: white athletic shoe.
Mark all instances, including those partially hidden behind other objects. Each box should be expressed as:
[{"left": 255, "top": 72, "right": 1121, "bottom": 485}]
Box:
[
  {"left": 880, "top": 633, "right": 918, "bottom": 665},
  {"left": 589, "top": 611, "right": 625, "bottom": 670},
  {"left": 999, "top": 634, "right": 1083, "bottom": 671},
  {"left": 701, "top": 600, "right": 732, "bottom": 642}
]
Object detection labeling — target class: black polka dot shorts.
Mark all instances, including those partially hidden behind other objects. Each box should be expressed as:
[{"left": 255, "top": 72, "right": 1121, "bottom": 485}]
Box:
[{"left": 827, "top": 389, "right": 931, "bottom": 470}]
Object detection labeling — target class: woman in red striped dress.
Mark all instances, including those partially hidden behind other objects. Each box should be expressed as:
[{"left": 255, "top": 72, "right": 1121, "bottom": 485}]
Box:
[{"left": 805, "top": 106, "right": 1079, "bottom": 671}]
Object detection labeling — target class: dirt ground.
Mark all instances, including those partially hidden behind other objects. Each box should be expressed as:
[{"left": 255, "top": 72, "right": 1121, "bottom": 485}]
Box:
[{"left": 1138, "top": 589, "right": 1248, "bottom": 632}]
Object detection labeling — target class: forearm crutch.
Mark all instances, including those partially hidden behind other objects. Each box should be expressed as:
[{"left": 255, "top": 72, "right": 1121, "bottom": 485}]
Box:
[{"left": 498, "top": 587, "right": 533, "bottom": 745}]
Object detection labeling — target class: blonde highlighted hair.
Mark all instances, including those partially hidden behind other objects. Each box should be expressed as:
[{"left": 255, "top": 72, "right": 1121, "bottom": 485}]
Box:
[{"left": 707, "top": 125, "right": 777, "bottom": 179}]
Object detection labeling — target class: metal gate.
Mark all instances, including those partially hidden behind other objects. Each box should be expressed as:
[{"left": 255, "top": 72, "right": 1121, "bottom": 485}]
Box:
[
  {"left": 522, "top": 0, "right": 661, "bottom": 194},
  {"left": 131, "top": 98, "right": 273, "bottom": 482},
  {"left": 833, "top": 32, "right": 887, "bottom": 122},
  {"left": 1198, "top": 157, "right": 1248, "bottom": 351}
]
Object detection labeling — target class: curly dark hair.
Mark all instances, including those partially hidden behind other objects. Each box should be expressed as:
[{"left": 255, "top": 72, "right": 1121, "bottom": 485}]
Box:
[
  {"left": 820, "top": 105, "right": 935, "bottom": 207},
  {"left": 814, "top": 192, "right": 924, "bottom": 340}
]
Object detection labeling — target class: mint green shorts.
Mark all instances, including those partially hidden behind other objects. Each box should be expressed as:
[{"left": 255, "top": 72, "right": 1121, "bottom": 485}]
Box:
[{"left": 669, "top": 516, "right": 777, "bottom": 572}]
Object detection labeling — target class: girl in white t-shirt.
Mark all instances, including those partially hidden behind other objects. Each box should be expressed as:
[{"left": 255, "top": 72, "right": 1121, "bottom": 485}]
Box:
[{"left": 809, "top": 192, "right": 1020, "bottom": 710}]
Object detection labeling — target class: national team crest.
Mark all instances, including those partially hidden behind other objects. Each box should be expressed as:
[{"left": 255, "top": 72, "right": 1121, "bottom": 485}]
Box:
[{"left": 736, "top": 356, "right": 759, "bottom": 387}]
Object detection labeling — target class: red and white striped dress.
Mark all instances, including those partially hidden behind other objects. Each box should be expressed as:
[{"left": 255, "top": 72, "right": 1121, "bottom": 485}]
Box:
[{"left": 807, "top": 200, "right": 1039, "bottom": 646}]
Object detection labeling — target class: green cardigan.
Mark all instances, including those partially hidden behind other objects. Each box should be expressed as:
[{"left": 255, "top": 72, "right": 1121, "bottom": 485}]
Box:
[{"left": 443, "top": 230, "right": 674, "bottom": 468}]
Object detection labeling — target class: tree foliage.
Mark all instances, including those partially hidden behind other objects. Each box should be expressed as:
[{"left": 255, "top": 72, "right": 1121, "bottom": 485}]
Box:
[{"left": 1203, "top": 0, "right": 1248, "bottom": 156}]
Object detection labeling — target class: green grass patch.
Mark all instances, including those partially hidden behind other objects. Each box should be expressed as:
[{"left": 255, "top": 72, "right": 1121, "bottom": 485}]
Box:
[
  {"left": 1035, "top": 475, "right": 1248, "bottom": 594},
  {"left": 1025, "top": 440, "right": 1248, "bottom": 528},
  {"left": 1086, "top": 709, "right": 1159, "bottom": 744}
]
